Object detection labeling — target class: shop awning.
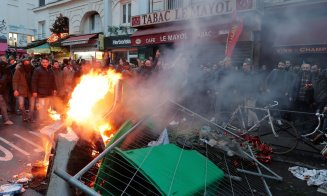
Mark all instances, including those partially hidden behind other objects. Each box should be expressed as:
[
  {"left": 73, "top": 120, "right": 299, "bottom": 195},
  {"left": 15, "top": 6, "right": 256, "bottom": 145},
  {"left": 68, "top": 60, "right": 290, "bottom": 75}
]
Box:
[
  {"left": 27, "top": 43, "right": 51, "bottom": 54},
  {"left": 131, "top": 24, "right": 228, "bottom": 46},
  {"left": 0, "top": 43, "right": 8, "bottom": 55},
  {"left": 61, "top": 34, "right": 97, "bottom": 46}
]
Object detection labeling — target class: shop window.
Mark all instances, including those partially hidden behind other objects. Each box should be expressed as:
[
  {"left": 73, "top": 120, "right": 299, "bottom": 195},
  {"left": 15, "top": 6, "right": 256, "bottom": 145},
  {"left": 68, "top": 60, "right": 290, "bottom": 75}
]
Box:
[
  {"left": 27, "top": 35, "right": 35, "bottom": 44},
  {"left": 122, "top": 3, "right": 131, "bottom": 24},
  {"left": 8, "top": 32, "right": 17, "bottom": 46}
]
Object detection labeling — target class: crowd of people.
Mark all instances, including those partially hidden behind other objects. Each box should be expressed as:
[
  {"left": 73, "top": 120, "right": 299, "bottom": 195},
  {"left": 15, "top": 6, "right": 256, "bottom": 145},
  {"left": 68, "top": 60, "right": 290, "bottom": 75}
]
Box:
[
  {"left": 0, "top": 50, "right": 162, "bottom": 126},
  {"left": 0, "top": 51, "right": 326, "bottom": 142},
  {"left": 187, "top": 58, "right": 327, "bottom": 142}
]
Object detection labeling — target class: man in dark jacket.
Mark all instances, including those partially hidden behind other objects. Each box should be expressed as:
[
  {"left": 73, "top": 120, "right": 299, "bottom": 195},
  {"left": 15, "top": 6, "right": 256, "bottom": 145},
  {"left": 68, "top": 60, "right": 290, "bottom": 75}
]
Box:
[
  {"left": 0, "top": 60, "right": 13, "bottom": 125},
  {"left": 265, "top": 62, "right": 294, "bottom": 109},
  {"left": 13, "top": 58, "right": 35, "bottom": 122},
  {"left": 311, "top": 65, "right": 327, "bottom": 112},
  {"left": 32, "top": 58, "right": 56, "bottom": 123}
]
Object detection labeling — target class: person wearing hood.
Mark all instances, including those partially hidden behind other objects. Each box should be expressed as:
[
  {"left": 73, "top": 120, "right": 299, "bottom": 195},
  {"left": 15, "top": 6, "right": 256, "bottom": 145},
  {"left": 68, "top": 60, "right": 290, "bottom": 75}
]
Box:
[{"left": 13, "top": 58, "right": 35, "bottom": 122}]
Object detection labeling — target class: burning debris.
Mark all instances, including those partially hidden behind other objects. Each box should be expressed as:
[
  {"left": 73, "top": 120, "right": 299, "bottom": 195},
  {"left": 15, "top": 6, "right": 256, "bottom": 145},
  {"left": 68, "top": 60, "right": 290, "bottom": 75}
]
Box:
[
  {"left": 31, "top": 161, "right": 48, "bottom": 180},
  {"left": 17, "top": 69, "right": 123, "bottom": 195}
]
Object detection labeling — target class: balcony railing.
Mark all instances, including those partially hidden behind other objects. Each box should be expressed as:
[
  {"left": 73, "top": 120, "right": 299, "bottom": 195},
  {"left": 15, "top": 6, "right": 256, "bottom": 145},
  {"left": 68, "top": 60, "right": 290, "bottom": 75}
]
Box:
[
  {"left": 37, "top": 33, "right": 46, "bottom": 40},
  {"left": 150, "top": 0, "right": 184, "bottom": 12}
]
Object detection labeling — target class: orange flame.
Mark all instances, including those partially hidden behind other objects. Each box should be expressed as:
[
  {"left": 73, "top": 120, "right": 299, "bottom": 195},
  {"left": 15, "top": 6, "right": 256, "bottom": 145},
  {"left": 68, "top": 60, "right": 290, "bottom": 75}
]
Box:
[
  {"left": 97, "top": 123, "right": 115, "bottom": 144},
  {"left": 66, "top": 69, "right": 121, "bottom": 141},
  {"left": 48, "top": 107, "right": 61, "bottom": 121},
  {"left": 43, "top": 139, "right": 51, "bottom": 165}
]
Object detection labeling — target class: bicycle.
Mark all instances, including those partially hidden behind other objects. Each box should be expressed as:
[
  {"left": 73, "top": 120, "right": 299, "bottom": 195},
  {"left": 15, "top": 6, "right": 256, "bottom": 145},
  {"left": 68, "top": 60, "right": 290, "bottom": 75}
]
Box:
[
  {"left": 216, "top": 101, "right": 298, "bottom": 155},
  {"left": 301, "top": 113, "right": 327, "bottom": 157}
]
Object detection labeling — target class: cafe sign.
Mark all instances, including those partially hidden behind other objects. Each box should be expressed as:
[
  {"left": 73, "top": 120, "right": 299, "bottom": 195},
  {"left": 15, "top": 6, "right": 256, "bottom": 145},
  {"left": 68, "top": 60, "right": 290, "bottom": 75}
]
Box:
[
  {"left": 131, "top": 27, "right": 227, "bottom": 46},
  {"left": 275, "top": 45, "right": 327, "bottom": 54},
  {"left": 132, "top": 0, "right": 256, "bottom": 27}
]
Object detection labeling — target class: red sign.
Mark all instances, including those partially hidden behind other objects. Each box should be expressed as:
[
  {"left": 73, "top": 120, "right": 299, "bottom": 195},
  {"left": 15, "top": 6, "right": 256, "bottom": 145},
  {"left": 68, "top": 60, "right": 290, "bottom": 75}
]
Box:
[
  {"left": 236, "top": 0, "right": 253, "bottom": 10},
  {"left": 131, "top": 27, "right": 226, "bottom": 46},
  {"left": 132, "top": 16, "right": 141, "bottom": 27}
]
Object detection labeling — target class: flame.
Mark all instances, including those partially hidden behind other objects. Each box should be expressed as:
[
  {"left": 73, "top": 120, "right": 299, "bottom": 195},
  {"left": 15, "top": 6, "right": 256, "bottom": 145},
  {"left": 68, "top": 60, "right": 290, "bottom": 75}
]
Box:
[
  {"left": 66, "top": 69, "right": 121, "bottom": 141},
  {"left": 48, "top": 107, "right": 61, "bottom": 121},
  {"left": 97, "top": 123, "right": 115, "bottom": 144},
  {"left": 43, "top": 139, "right": 51, "bottom": 165}
]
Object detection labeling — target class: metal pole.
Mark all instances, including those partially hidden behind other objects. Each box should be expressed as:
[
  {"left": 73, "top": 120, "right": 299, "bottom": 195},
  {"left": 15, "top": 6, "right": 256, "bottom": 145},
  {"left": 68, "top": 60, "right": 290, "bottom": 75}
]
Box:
[
  {"left": 168, "top": 100, "right": 243, "bottom": 140},
  {"left": 248, "top": 145, "right": 273, "bottom": 196},
  {"left": 73, "top": 116, "right": 148, "bottom": 179},
  {"left": 242, "top": 150, "right": 283, "bottom": 181},
  {"left": 54, "top": 169, "right": 100, "bottom": 196},
  {"left": 225, "top": 174, "right": 242, "bottom": 182},
  {"left": 236, "top": 168, "right": 281, "bottom": 181}
]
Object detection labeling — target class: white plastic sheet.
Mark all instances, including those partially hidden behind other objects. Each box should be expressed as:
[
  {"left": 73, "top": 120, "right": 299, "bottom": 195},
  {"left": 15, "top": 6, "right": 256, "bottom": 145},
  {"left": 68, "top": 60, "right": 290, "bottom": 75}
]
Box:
[{"left": 289, "top": 166, "right": 327, "bottom": 194}]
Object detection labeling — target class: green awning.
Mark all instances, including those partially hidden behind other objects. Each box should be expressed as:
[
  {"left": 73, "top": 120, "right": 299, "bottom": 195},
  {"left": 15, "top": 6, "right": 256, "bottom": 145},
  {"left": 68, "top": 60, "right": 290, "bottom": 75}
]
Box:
[
  {"left": 115, "top": 144, "right": 224, "bottom": 195},
  {"left": 27, "top": 43, "right": 50, "bottom": 54}
]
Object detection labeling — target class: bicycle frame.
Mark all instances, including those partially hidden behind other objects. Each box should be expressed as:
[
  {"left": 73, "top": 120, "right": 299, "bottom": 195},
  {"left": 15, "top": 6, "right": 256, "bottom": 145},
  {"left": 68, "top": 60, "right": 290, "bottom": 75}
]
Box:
[
  {"left": 301, "top": 113, "right": 324, "bottom": 137},
  {"left": 244, "top": 106, "right": 279, "bottom": 137},
  {"left": 226, "top": 105, "right": 279, "bottom": 137},
  {"left": 300, "top": 113, "right": 327, "bottom": 156}
]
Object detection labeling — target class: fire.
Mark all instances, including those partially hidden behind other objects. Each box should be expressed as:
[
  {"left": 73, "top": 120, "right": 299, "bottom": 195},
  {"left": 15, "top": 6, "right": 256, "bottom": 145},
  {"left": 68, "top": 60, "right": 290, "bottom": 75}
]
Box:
[
  {"left": 66, "top": 69, "right": 121, "bottom": 141},
  {"left": 43, "top": 139, "right": 51, "bottom": 164},
  {"left": 97, "top": 123, "right": 115, "bottom": 144},
  {"left": 48, "top": 107, "right": 61, "bottom": 120}
]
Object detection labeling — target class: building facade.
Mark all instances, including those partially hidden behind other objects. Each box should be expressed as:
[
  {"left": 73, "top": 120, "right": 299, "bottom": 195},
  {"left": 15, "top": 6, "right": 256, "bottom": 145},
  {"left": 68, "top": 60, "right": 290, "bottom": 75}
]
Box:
[
  {"left": 33, "top": 0, "right": 107, "bottom": 61},
  {"left": 0, "top": 0, "right": 37, "bottom": 55},
  {"left": 261, "top": 0, "right": 327, "bottom": 67},
  {"left": 130, "top": 0, "right": 263, "bottom": 67},
  {"left": 29, "top": 0, "right": 327, "bottom": 67}
]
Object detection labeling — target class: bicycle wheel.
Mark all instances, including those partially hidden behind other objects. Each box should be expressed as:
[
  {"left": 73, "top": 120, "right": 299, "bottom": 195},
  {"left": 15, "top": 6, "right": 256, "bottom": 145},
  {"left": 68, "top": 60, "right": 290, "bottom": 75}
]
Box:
[{"left": 257, "top": 119, "right": 298, "bottom": 155}]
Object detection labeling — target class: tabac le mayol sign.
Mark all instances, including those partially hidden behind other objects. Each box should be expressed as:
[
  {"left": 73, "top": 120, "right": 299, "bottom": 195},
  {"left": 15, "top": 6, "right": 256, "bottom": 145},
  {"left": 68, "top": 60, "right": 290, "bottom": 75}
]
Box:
[{"left": 132, "top": 0, "right": 255, "bottom": 27}]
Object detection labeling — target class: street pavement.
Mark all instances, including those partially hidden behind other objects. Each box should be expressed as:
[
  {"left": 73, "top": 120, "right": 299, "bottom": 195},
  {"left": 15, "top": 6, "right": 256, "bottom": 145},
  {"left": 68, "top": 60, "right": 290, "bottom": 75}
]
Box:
[{"left": 0, "top": 114, "right": 46, "bottom": 185}]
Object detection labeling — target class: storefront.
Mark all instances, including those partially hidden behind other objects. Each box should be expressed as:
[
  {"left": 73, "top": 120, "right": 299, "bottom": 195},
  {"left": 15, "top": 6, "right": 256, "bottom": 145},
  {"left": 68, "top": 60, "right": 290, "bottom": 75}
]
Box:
[
  {"left": 104, "top": 35, "right": 138, "bottom": 65},
  {"left": 261, "top": 1, "right": 327, "bottom": 67},
  {"left": 131, "top": 0, "right": 262, "bottom": 67},
  {"left": 61, "top": 33, "right": 103, "bottom": 63},
  {"left": 0, "top": 42, "right": 8, "bottom": 56},
  {"left": 26, "top": 42, "right": 68, "bottom": 61}
]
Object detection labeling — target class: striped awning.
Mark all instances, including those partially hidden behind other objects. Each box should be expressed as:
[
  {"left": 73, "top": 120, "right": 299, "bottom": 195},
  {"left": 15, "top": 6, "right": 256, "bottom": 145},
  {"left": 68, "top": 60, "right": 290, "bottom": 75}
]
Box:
[{"left": 27, "top": 43, "right": 51, "bottom": 54}]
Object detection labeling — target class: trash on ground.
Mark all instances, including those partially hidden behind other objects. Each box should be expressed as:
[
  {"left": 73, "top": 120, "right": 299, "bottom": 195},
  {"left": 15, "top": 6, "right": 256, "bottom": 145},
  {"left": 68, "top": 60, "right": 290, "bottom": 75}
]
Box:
[
  {"left": 289, "top": 166, "right": 327, "bottom": 194},
  {"left": 0, "top": 183, "right": 23, "bottom": 195}
]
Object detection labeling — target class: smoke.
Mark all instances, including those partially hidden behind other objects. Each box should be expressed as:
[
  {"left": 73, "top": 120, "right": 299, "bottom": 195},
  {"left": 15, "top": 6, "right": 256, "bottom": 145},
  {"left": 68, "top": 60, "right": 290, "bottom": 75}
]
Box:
[
  {"left": 262, "top": 3, "right": 324, "bottom": 66},
  {"left": 120, "top": 13, "right": 300, "bottom": 129},
  {"left": 68, "top": 1, "right": 311, "bottom": 139}
]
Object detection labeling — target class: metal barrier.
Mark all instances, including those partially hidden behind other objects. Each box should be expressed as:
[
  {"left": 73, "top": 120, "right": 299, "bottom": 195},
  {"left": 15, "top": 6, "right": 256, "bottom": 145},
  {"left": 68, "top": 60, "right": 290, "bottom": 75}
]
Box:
[{"left": 54, "top": 101, "right": 282, "bottom": 196}]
